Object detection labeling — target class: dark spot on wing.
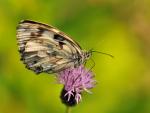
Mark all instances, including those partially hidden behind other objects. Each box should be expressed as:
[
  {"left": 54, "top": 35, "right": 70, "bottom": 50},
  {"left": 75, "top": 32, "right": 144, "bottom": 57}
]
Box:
[
  {"left": 37, "top": 27, "right": 46, "bottom": 34},
  {"left": 20, "top": 20, "right": 53, "bottom": 28},
  {"left": 54, "top": 34, "right": 65, "bottom": 41},
  {"left": 20, "top": 57, "right": 23, "bottom": 61},
  {"left": 59, "top": 42, "right": 65, "bottom": 49},
  {"left": 35, "top": 66, "right": 43, "bottom": 74},
  {"left": 20, "top": 20, "right": 39, "bottom": 24},
  {"left": 33, "top": 60, "right": 37, "bottom": 64},
  {"left": 30, "top": 27, "right": 46, "bottom": 37},
  {"left": 31, "top": 32, "right": 41, "bottom": 37},
  {"left": 25, "top": 65, "right": 30, "bottom": 69},
  {"left": 31, "top": 32, "right": 36, "bottom": 37},
  {"left": 18, "top": 47, "right": 25, "bottom": 53}
]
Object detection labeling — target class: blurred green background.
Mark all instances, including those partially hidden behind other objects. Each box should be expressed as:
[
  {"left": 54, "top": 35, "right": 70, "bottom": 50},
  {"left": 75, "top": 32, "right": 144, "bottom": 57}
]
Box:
[{"left": 0, "top": 0, "right": 150, "bottom": 113}]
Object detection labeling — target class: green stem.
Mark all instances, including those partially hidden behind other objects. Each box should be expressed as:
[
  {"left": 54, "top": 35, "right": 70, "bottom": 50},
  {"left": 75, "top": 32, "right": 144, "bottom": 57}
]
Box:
[{"left": 66, "top": 106, "right": 71, "bottom": 113}]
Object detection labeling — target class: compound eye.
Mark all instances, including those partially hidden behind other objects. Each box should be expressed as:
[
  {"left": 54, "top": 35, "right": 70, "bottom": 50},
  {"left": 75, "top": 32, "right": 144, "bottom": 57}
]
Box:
[{"left": 87, "top": 54, "right": 89, "bottom": 57}]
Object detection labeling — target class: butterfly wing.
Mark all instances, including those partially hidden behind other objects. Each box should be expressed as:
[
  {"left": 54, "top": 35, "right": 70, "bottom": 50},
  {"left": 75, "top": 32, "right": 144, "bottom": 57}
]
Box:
[{"left": 17, "top": 20, "right": 83, "bottom": 74}]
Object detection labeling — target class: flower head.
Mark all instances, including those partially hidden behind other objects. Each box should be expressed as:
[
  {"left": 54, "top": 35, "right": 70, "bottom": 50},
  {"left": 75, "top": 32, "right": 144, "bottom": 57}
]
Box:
[{"left": 57, "top": 65, "right": 96, "bottom": 106}]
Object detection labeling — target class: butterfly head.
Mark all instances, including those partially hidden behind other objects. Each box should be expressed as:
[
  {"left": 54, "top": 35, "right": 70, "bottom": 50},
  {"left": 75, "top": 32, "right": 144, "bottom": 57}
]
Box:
[{"left": 83, "top": 50, "right": 92, "bottom": 60}]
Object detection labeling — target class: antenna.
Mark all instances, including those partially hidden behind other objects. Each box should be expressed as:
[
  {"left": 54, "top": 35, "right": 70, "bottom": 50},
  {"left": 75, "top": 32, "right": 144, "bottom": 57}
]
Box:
[{"left": 91, "top": 50, "right": 114, "bottom": 58}]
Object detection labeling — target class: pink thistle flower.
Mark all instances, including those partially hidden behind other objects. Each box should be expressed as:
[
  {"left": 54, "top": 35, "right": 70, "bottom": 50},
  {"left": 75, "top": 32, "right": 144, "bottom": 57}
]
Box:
[{"left": 57, "top": 65, "right": 96, "bottom": 106}]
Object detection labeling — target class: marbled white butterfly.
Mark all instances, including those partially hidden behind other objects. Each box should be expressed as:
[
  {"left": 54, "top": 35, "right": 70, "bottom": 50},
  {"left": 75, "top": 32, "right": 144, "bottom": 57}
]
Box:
[{"left": 17, "top": 20, "right": 92, "bottom": 74}]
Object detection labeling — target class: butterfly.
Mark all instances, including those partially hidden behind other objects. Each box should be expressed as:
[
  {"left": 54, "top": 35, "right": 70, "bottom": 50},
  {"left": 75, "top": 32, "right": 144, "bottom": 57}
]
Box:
[{"left": 16, "top": 20, "right": 92, "bottom": 74}]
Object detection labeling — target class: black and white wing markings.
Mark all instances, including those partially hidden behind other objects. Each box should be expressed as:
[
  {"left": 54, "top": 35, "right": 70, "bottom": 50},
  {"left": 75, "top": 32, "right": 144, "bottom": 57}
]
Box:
[{"left": 16, "top": 20, "right": 84, "bottom": 74}]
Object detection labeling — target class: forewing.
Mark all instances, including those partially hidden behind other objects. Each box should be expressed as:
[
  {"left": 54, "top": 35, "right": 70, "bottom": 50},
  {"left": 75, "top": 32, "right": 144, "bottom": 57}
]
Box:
[{"left": 16, "top": 20, "right": 82, "bottom": 74}]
